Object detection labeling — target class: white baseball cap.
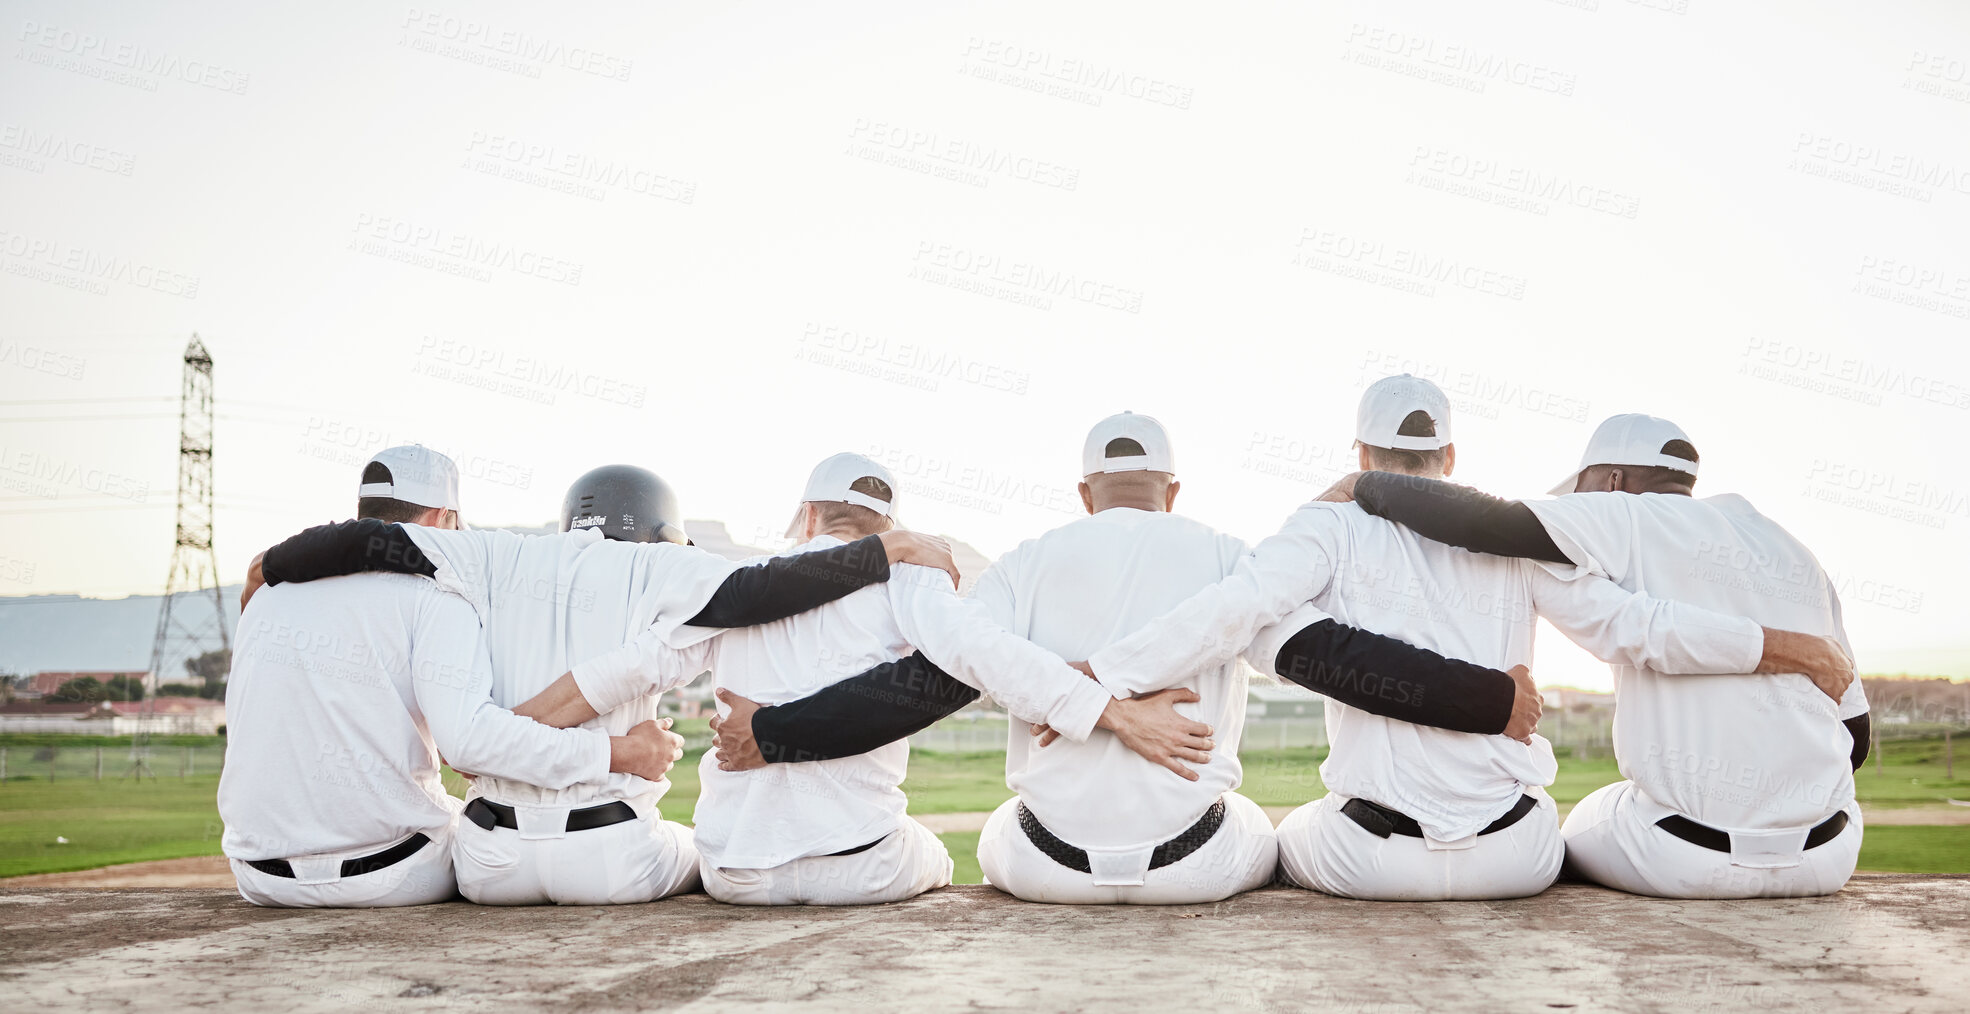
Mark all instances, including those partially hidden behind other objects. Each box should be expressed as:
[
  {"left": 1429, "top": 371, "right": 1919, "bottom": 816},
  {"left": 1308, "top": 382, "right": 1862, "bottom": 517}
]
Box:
[
  {"left": 358, "top": 445, "right": 461, "bottom": 511},
  {"left": 1549, "top": 414, "right": 1700, "bottom": 495},
  {"left": 785, "top": 452, "right": 898, "bottom": 537},
  {"left": 1082, "top": 411, "right": 1174, "bottom": 476},
  {"left": 1356, "top": 374, "right": 1452, "bottom": 450}
]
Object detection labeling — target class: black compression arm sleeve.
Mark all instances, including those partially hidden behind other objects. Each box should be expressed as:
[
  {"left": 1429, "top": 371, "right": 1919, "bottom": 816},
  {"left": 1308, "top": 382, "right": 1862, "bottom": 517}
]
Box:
[
  {"left": 260, "top": 519, "right": 435, "bottom": 585},
  {"left": 1273, "top": 618, "right": 1517, "bottom": 735},
  {"left": 1354, "top": 472, "right": 1570, "bottom": 564},
  {"left": 686, "top": 534, "right": 891, "bottom": 628},
  {"left": 1845, "top": 713, "right": 1870, "bottom": 771},
  {"left": 750, "top": 651, "right": 980, "bottom": 763}
]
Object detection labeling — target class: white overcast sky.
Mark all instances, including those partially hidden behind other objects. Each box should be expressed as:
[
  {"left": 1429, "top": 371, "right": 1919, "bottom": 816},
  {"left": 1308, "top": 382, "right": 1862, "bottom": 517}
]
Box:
[{"left": 2, "top": 0, "right": 1966, "bottom": 690}]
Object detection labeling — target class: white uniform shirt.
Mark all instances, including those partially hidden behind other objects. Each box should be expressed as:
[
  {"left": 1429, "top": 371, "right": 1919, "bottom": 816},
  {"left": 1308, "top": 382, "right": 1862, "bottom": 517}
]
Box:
[
  {"left": 617, "top": 534, "right": 1113, "bottom": 871},
  {"left": 218, "top": 574, "right": 609, "bottom": 861},
  {"left": 1094, "top": 501, "right": 1768, "bottom": 841},
  {"left": 968, "top": 508, "right": 1250, "bottom": 853},
  {"left": 1523, "top": 492, "right": 1867, "bottom": 831},
  {"left": 403, "top": 525, "right": 739, "bottom": 810}
]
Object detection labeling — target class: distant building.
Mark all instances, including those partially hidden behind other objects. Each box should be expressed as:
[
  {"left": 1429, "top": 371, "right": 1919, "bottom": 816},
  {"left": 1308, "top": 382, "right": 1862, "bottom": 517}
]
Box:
[
  {"left": 1247, "top": 680, "right": 1325, "bottom": 719},
  {"left": 18, "top": 670, "right": 149, "bottom": 700},
  {"left": 1541, "top": 687, "right": 1615, "bottom": 712},
  {"left": 0, "top": 696, "right": 224, "bottom": 735}
]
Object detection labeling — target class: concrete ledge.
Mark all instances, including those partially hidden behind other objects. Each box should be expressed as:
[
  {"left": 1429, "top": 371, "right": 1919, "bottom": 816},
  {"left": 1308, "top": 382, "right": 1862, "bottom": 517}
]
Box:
[{"left": 4, "top": 877, "right": 1968, "bottom": 1012}]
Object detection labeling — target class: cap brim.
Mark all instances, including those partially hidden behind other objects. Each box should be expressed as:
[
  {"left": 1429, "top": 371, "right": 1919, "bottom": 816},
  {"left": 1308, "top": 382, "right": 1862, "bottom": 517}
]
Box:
[
  {"left": 783, "top": 504, "right": 807, "bottom": 539},
  {"left": 1547, "top": 470, "right": 1583, "bottom": 497}
]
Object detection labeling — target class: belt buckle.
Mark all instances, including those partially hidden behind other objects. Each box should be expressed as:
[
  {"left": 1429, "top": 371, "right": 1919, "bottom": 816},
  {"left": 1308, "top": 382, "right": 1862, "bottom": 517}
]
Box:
[
  {"left": 1086, "top": 847, "right": 1154, "bottom": 887},
  {"left": 514, "top": 805, "right": 571, "bottom": 840},
  {"left": 1727, "top": 826, "right": 1809, "bottom": 869},
  {"left": 287, "top": 855, "right": 344, "bottom": 885}
]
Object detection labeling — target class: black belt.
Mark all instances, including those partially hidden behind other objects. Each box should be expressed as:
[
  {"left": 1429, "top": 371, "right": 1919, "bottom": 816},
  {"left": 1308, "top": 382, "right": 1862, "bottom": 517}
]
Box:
[
  {"left": 464, "top": 797, "right": 639, "bottom": 833},
  {"left": 1655, "top": 810, "right": 1850, "bottom": 853},
  {"left": 1341, "top": 794, "right": 1539, "bottom": 840},
  {"left": 245, "top": 832, "right": 432, "bottom": 880},
  {"left": 826, "top": 833, "right": 889, "bottom": 858},
  {"left": 1018, "top": 799, "right": 1226, "bottom": 874}
]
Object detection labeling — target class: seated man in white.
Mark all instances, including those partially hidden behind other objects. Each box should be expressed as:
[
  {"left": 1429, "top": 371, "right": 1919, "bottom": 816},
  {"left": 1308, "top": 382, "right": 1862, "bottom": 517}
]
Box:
[
  {"left": 219, "top": 446, "right": 675, "bottom": 908},
  {"left": 1087, "top": 383, "right": 1855, "bottom": 900},
  {"left": 1345, "top": 412, "right": 1868, "bottom": 898}
]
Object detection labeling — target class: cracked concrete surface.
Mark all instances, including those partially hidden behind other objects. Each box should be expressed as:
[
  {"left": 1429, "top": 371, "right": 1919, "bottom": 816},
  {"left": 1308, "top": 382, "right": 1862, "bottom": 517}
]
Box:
[{"left": 2, "top": 877, "right": 1966, "bottom": 1012}]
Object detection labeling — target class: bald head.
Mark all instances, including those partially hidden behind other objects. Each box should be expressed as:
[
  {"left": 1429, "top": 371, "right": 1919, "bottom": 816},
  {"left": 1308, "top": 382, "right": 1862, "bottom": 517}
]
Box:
[{"left": 1079, "top": 469, "right": 1178, "bottom": 515}]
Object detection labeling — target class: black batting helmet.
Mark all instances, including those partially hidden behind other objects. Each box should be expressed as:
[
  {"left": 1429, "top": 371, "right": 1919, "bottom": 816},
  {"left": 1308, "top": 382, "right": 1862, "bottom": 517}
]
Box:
[{"left": 561, "top": 465, "right": 689, "bottom": 545}]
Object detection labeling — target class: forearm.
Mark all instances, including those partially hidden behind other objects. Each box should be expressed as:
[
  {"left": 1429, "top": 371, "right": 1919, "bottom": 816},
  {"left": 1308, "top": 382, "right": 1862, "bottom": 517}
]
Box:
[
  {"left": 422, "top": 692, "right": 610, "bottom": 788},
  {"left": 511, "top": 672, "right": 602, "bottom": 729},
  {"left": 1091, "top": 540, "right": 1330, "bottom": 696},
  {"left": 1271, "top": 619, "right": 1515, "bottom": 735},
  {"left": 894, "top": 572, "right": 1110, "bottom": 741},
  {"left": 1355, "top": 472, "right": 1568, "bottom": 564},
  {"left": 752, "top": 652, "right": 981, "bottom": 763},
  {"left": 262, "top": 519, "right": 435, "bottom": 585},
  {"left": 1534, "top": 567, "right": 1764, "bottom": 675},
  {"left": 687, "top": 534, "right": 889, "bottom": 627},
  {"left": 564, "top": 629, "right": 711, "bottom": 716}
]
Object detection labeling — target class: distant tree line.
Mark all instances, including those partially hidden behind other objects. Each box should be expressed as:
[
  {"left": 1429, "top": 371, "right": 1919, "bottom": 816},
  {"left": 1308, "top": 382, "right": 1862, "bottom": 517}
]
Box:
[{"left": 41, "top": 649, "right": 233, "bottom": 703}]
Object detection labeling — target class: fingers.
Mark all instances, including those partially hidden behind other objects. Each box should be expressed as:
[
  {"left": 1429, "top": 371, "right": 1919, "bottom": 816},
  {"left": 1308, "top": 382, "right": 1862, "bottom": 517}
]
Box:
[
  {"left": 1180, "top": 719, "right": 1213, "bottom": 739},
  {"left": 1172, "top": 747, "right": 1212, "bottom": 765},
  {"left": 1163, "top": 687, "right": 1201, "bottom": 705},
  {"left": 715, "top": 687, "right": 737, "bottom": 705},
  {"left": 1068, "top": 660, "right": 1095, "bottom": 678},
  {"left": 1161, "top": 757, "right": 1200, "bottom": 782},
  {"left": 1037, "top": 729, "right": 1059, "bottom": 747}
]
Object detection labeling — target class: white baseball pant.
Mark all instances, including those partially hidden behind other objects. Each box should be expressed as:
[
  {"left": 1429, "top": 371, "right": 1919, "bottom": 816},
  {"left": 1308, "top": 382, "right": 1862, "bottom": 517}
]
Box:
[
  {"left": 230, "top": 822, "right": 458, "bottom": 908},
  {"left": 978, "top": 791, "right": 1278, "bottom": 905},
  {"left": 1277, "top": 788, "right": 1563, "bottom": 901},
  {"left": 700, "top": 816, "right": 953, "bottom": 906},
  {"left": 1562, "top": 780, "right": 1862, "bottom": 899},
  {"left": 451, "top": 797, "right": 700, "bottom": 906}
]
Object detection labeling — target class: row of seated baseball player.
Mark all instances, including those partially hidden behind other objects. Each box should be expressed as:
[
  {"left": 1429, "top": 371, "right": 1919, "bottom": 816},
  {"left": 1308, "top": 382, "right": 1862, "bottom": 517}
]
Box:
[{"left": 219, "top": 381, "right": 1867, "bottom": 907}]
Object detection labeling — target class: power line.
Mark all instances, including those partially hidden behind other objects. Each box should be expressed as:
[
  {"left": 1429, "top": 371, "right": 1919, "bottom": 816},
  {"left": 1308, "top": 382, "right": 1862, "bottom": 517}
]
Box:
[{"left": 0, "top": 396, "right": 178, "bottom": 406}]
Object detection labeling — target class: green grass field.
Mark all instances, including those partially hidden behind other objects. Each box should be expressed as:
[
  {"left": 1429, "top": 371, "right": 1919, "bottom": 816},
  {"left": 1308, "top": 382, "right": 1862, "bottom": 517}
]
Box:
[{"left": 4, "top": 736, "right": 1965, "bottom": 882}]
